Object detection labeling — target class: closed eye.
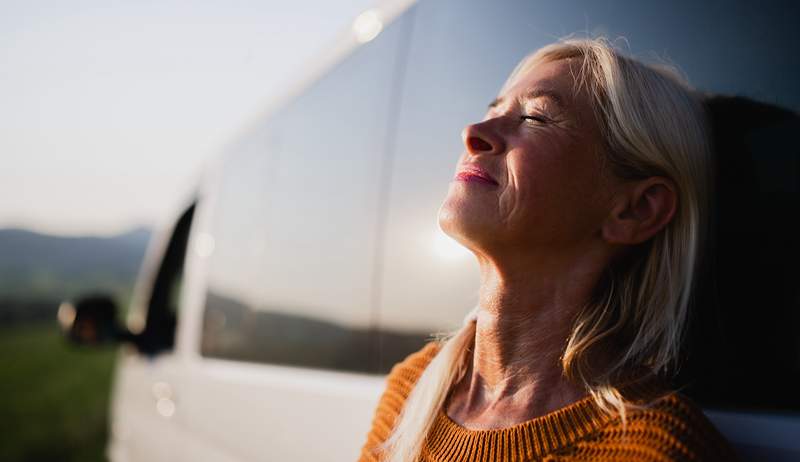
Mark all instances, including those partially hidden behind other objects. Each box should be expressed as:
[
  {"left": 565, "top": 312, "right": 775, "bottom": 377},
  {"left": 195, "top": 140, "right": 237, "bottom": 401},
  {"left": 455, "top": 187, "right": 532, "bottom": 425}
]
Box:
[{"left": 520, "top": 114, "right": 550, "bottom": 124}]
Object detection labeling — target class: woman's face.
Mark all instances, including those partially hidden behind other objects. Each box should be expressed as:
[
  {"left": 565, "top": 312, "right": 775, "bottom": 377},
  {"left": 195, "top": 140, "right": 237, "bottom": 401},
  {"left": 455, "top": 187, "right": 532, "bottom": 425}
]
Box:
[{"left": 438, "top": 58, "right": 618, "bottom": 259}]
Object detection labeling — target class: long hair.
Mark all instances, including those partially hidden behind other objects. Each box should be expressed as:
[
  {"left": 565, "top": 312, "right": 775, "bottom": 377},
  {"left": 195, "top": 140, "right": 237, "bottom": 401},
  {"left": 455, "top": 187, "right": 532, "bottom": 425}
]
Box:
[{"left": 379, "top": 37, "right": 711, "bottom": 462}]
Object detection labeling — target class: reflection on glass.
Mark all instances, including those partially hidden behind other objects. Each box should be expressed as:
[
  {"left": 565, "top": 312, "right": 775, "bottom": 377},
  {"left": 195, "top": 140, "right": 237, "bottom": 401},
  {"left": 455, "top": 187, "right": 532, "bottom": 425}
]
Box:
[
  {"left": 200, "top": 13, "right": 412, "bottom": 374},
  {"left": 202, "top": 291, "right": 373, "bottom": 372}
]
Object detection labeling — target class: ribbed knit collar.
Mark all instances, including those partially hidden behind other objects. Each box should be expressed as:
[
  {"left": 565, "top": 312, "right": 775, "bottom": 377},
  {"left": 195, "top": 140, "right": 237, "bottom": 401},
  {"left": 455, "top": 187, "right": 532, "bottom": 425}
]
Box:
[{"left": 423, "top": 394, "right": 612, "bottom": 462}]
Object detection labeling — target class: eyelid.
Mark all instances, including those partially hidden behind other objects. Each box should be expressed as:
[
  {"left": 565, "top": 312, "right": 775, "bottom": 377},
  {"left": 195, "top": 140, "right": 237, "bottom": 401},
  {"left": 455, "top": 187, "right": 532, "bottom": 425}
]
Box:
[
  {"left": 521, "top": 113, "right": 551, "bottom": 124},
  {"left": 485, "top": 99, "right": 553, "bottom": 124}
]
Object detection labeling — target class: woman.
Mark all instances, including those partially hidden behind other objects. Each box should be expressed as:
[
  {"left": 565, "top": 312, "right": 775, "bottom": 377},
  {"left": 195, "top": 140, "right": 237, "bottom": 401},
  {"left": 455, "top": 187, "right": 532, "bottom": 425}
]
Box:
[{"left": 359, "top": 38, "right": 737, "bottom": 462}]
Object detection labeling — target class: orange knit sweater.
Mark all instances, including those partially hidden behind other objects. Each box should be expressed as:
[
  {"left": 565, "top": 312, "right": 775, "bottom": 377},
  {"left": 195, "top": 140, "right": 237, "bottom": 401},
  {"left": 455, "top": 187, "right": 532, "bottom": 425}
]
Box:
[{"left": 358, "top": 342, "right": 738, "bottom": 462}]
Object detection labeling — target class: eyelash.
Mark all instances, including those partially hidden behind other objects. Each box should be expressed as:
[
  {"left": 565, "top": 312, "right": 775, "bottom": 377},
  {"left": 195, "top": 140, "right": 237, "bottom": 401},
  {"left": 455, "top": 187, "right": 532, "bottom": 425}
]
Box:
[
  {"left": 485, "top": 104, "right": 550, "bottom": 125},
  {"left": 520, "top": 114, "right": 549, "bottom": 124}
]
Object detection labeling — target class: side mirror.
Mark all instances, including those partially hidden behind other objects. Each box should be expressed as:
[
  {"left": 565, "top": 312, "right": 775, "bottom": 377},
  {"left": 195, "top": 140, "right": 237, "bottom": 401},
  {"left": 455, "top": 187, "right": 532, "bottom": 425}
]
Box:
[{"left": 57, "top": 294, "right": 130, "bottom": 346}]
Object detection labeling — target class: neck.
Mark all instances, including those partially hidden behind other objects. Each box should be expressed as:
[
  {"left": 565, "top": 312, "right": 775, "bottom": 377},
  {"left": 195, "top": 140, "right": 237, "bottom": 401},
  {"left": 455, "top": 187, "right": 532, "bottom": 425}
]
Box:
[{"left": 447, "top": 249, "right": 609, "bottom": 429}]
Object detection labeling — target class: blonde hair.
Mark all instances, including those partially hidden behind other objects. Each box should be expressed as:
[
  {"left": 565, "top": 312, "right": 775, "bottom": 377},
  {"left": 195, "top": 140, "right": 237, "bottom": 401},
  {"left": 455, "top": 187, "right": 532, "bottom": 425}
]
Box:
[{"left": 379, "top": 37, "right": 711, "bottom": 462}]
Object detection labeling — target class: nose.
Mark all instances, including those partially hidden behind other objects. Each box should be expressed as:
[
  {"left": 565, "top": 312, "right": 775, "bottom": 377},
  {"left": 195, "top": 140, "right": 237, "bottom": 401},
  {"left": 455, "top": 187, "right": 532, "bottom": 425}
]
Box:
[{"left": 462, "top": 120, "right": 505, "bottom": 156}]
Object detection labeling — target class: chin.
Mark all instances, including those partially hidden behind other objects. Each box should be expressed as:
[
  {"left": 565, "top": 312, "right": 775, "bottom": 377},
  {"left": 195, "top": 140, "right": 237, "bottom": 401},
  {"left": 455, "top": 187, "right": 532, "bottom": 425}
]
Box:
[{"left": 437, "top": 195, "right": 496, "bottom": 250}]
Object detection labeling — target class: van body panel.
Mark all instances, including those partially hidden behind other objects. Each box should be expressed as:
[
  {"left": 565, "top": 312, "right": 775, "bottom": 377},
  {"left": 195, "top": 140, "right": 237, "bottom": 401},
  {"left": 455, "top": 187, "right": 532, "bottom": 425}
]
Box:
[
  {"left": 706, "top": 411, "right": 800, "bottom": 461},
  {"left": 176, "top": 359, "right": 386, "bottom": 461},
  {"left": 109, "top": 351, "right": 182, "bottom": 462}
]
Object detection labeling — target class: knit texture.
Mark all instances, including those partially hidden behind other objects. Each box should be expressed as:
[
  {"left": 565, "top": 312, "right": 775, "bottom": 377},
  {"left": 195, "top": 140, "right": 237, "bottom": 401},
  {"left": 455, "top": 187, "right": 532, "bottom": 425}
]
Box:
[{"left": 358, "top": 342, "right": 738, "bottom": 461}]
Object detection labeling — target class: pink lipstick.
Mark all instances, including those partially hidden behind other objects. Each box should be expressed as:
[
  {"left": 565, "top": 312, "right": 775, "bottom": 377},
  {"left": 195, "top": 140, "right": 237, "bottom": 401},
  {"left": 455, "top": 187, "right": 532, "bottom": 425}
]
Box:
[{"left": 454, "top": 166, "right": 498, "bottom": 186}]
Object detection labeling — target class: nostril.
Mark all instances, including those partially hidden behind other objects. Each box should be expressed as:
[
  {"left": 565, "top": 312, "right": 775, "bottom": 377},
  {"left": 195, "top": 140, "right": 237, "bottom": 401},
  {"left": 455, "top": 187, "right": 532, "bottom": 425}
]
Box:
[{"left": 467, "top": 136, "right": 493, "bottom": 152}]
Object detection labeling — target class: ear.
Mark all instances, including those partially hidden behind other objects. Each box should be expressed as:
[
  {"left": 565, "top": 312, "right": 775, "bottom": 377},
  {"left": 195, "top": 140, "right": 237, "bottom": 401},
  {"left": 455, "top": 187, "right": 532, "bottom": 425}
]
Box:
[{"left": 602, "top": 177, "right": 678, "bottom": 245}]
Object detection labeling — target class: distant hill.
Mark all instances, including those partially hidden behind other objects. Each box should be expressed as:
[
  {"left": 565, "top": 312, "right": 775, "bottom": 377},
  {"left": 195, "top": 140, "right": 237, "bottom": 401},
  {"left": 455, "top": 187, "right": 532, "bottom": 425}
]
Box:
[{"left": 0, "top": 227, "right": 151, "bottom": 323}]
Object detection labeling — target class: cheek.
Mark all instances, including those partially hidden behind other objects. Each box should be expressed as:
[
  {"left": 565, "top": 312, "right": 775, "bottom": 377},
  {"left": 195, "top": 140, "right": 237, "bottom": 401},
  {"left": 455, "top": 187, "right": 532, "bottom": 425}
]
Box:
[
  {"left": 501, "top": 149, "right": 570, "bottom": 213},
  {"left": 502, "top": 147, "right": 608, "bottom": 237}
]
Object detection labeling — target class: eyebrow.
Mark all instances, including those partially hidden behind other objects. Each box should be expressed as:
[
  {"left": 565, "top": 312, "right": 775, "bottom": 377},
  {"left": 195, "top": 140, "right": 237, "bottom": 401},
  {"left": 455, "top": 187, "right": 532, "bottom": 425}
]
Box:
[{"left": 489, "top": 88, "right": 566, "bottom": 110}]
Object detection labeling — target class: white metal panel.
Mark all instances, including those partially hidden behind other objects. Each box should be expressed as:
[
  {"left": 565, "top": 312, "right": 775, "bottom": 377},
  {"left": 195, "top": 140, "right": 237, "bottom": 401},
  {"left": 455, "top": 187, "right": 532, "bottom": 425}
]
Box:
[
  {"left": 108, "top": 350, "right": 183, "bottom": 462},
  {"left": 177, "top": 358, "right": 386, "bottom": 461}
]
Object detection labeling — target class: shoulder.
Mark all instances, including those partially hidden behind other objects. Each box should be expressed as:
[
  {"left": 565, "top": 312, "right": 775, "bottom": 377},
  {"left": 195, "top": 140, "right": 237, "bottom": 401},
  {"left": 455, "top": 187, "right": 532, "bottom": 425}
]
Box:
[
  {"left": 358, "top": 341, "right": 442, "bottom": 462},
  {"left": 384, "top": 340, "right": 442, "bottom": 401},
  {"left": 575, "top": 392, "right": 739, "bottom": 462}
]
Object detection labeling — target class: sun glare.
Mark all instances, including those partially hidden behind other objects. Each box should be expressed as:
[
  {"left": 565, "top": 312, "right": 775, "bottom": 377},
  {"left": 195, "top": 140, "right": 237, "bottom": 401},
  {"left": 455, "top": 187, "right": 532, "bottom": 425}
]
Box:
[
  {"left": 352, "top": 9, "right": 383, "bottom": 43},
  {"left": 431, "top": 228, "right": 471, "bottom": 261}
]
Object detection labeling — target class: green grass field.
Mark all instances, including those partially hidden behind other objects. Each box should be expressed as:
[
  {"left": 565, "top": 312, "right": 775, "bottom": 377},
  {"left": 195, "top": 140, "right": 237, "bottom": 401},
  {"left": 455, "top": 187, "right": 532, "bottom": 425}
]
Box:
[{"left": 0, "top": 322, "right": 116, "bottom": 462}]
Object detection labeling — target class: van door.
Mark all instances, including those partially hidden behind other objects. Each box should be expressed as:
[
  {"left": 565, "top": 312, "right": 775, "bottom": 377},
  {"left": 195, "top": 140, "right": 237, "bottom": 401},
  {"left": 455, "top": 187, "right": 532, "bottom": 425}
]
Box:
[{"left": 108, "top": 204, "right": 194, "bottom": 462}]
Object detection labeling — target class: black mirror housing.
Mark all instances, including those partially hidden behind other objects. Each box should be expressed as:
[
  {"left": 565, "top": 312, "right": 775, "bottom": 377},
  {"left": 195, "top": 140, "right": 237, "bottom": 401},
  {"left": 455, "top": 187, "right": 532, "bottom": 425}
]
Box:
[{"left": 57, "top": 294, "right": 127, "bottom": 346}]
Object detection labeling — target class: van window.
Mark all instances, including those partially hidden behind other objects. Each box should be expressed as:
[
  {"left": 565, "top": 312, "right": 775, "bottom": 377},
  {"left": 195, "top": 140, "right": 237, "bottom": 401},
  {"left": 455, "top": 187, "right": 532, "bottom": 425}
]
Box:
[
  {"left": 199, "top": 12, "right": 413, "bottom": 374},
  {"left": 678, "top": 96, "right": 800, "bottom": 413},
  {"left": 139, "top": 203, "right": 195, "bottom": 354},
  {"left": 377, "top": 0, "right": 800, "bottom": 413}
]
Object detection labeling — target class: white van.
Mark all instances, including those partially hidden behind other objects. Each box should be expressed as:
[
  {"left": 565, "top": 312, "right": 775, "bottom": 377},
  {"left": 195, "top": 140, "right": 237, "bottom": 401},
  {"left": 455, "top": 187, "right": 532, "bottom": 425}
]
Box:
[{"left": 60, "top": 0, "right": 800, "bottom": 460}]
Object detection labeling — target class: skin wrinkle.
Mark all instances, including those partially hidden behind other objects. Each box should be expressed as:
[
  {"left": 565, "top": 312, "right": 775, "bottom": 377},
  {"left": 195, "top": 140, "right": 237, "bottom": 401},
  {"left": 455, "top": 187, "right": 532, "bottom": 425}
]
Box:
[
  {"left": 438, "top": 59, "right": 635, "bottom": 431},
  {"left": 497, "top": 153, "right": 519, "bottom": 233}
]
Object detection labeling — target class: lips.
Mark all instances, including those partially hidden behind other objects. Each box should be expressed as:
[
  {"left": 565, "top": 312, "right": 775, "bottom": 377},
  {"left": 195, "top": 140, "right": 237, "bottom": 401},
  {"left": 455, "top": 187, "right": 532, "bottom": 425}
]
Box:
[{"left": 454, "top": 166, "right": 498, "bottom": 186}]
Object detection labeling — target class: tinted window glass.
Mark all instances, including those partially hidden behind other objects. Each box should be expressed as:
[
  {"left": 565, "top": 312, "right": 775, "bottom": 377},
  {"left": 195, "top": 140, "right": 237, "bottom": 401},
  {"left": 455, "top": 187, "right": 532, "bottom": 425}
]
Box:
[
  {"left": 680, "top": 96, "right": 800, "bottom": 412},
  {"left": 141, "top": 203, "right": 194, "bottom": 354},
  {"left": 199, "top": 14, "right": 412, "bottom": 373},
  {"left": 377, "top": 0, "right": 800, "bottom": 414}
]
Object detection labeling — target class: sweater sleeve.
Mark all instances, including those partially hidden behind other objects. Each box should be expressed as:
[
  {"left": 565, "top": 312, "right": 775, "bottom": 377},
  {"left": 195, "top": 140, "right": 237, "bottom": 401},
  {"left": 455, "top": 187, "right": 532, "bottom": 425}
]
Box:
[{"left": 357, "top": 341, "right": 441, "bottom": 462}]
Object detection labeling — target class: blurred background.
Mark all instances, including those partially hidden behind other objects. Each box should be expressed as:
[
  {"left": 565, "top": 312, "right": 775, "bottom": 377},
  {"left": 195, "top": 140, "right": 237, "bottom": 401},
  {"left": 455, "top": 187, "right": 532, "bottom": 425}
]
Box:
[
  {"left": 1, "top": 1, "right": 373, "bottom": 460},
  {"left": 3, "top": 0, "right": 799, "bottom": 461}
]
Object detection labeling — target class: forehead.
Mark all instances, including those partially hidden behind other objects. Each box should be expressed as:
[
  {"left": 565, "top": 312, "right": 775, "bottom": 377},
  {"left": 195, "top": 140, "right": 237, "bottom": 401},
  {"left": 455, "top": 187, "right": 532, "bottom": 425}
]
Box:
[{"left": 501, "top": 59, "right": 587, "bottom": 110}]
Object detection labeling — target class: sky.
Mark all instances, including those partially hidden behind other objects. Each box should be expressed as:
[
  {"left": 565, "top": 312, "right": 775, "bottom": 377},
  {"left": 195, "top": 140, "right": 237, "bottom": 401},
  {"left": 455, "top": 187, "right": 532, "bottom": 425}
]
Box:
[{"left": 0, "top": 0, "right": 376, "bottom": 236}]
